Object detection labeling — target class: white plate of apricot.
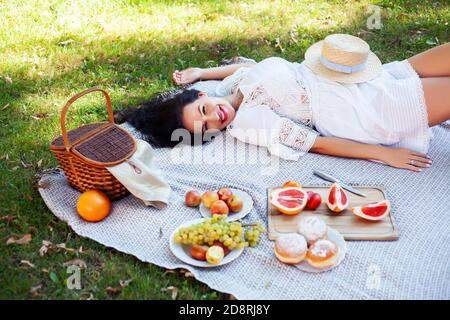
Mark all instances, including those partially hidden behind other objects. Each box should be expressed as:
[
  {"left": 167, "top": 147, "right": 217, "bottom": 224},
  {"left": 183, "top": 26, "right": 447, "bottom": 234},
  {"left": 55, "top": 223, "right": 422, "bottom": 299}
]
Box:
[{"left": 185, "top": 187, "right": 253, "bottom": 222}]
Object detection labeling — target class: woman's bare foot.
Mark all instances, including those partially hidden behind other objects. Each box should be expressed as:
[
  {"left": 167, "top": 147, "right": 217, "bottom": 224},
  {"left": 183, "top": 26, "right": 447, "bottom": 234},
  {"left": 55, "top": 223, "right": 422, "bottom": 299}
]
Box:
[{"left": 172, "top": 67, "right": 202, "bottom": 85}]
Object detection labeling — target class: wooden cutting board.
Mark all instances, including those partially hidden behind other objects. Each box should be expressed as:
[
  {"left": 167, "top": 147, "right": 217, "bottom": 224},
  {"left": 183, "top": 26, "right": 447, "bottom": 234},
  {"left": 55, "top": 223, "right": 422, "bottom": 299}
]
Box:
[{"left": 268, "top": 185, "right": 398, "bottom": 241}]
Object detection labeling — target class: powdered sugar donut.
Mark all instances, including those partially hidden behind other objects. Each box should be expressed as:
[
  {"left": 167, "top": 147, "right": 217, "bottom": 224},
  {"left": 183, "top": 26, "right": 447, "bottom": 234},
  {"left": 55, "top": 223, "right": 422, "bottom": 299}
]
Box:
[
  {"left": 306, "top": 239, "right": 339, "bottom": 269},
  {"left": 274, "top": 233, "right": 307, "bottom": 264},
  {"left": 297, "top": 216, "right": 328, "bottom": 244}
]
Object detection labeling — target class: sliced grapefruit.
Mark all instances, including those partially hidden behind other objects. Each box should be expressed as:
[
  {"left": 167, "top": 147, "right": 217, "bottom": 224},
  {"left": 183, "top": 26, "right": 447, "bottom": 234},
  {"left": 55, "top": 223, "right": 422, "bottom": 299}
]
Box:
[
  {"left": 326, "top": 183, "right": 349, "bottom": 213},
  {"left": 270, "top": 187, "right": 307, "bottom": 215},
  {"left": 352, "top": 200, "right": 391, "bottom": 221}
]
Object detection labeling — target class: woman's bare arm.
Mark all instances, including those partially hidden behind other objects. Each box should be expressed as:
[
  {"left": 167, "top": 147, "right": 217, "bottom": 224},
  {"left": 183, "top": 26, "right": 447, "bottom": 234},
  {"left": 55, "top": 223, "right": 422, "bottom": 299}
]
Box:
[
  {"left": 173, "top": 63, "right": 254, "bottom": 85},
  {"left": 311, "top": 136, "right": 432, "bottom": 172}
]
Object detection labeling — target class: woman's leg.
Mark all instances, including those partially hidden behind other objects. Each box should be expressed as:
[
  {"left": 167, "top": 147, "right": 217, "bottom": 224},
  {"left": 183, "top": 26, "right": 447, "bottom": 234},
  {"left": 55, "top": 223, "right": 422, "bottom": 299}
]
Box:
[
  {"left": 422, "top": 77, "right": 450, "bottom": 126},
  {"left": 408, "top": 43, "right": 450, "bottom": 77}
]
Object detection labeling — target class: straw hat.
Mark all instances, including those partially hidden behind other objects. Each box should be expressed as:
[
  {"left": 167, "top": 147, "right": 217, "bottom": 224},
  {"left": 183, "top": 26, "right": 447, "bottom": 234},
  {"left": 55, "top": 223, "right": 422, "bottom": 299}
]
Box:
[{"left": 304, "top": 34, "right": 381, "bottom": 84}]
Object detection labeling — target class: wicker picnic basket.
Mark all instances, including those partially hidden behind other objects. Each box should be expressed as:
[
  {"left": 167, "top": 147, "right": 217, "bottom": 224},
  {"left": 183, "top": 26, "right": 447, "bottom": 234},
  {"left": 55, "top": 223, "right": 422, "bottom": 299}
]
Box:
[{"left": 49, "top": 88, "right": 137, "bottom": 200}]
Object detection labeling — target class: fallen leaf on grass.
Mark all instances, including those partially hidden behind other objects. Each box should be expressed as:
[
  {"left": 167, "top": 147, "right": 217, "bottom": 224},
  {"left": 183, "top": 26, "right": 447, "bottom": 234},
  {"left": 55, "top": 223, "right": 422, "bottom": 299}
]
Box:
[
  {"left": 3, "top": 76, "right": 12, "bottom": 84},
  {"left": 106, "top": 286, "right": 120, "bottom": 295},
  {"left": 7, "top": 234, "right": 32, "bottom": 245},
  {"left": 20, "top": 260, "right": 36, "bottom": 268},
  {"left": 20, "top": 160, "right": 32, "bottom": 168},
  {"left": 39, "top": 240, "right": 53, "bottom": 256},
  {"left": 108, "top": 56, "right": 119, "bottom": 64},
  {"left": 179, "top": 269, "right": 194, "bottom": 278},
  {"left": 39, "top": 240, "right": 76, "bottom": 256},
  {"left": 161, "top": 286, "right": 178, "bottom": 300},
  {"left": 58, "top": 39, "right": 75, "bottom": 46},
  {"left": 119, "top": 279, "right": 132, "bottom": 288},
  {"left": 56, "top": 243, "right": 76, "bottom": 252},
  {"left": 163, "top": 270, "right": 176, "bottom": 276},
  {"left": 30, "top": 284, "right": 43, "bottom": 297},
  {"left": 1, "top": 103, "right": 10, "bottom": 111},
  {"left": 63, "top": 259, "right": 87, "bottom": 269},
  {"left": 37, "top": 159, "right": 43, "bottom": 168},
  {"left": 31, "top": 113, "right": 48, "bottom": 120},
  {"left": 80, "top": 292, "right": 94, "bottom": 300},
  {"left": 0, "top": 215, "right": 15, "bottom": 225},
  {"left": 275, "top": 37, "right": 285, "bottom": 52},
  {"left": 37, "top": 180, "right": 50, "bottom": 189}
]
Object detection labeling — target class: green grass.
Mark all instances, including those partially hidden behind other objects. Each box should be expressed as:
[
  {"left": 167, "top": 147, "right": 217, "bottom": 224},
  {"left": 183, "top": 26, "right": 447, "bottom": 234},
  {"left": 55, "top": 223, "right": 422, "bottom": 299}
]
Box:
[{"left": 0, "top": 0, "right": 448, "bottom": 299}]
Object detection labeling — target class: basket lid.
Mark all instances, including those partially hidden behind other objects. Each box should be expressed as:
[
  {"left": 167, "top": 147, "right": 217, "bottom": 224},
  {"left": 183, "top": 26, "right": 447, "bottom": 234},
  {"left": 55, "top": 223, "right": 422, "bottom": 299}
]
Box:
[
  {"left": 71, "top": 124, "right": 136, "bottom": 167},
  {"left": 50, "top": 122, "right": 110, "bottom": 150}
]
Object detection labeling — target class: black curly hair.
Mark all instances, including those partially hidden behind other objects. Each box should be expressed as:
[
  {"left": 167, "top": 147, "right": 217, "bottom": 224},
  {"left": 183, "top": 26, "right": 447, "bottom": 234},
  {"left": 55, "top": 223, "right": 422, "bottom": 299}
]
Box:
[{"left": 115, "top": 88, "right": 212, "bottom": 148}]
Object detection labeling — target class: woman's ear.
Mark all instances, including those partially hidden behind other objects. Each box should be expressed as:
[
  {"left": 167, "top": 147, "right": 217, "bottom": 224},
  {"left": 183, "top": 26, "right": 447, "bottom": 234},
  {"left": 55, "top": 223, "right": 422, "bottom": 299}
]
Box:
[{"left": 198, "top": 91, "right": 208, "bottom": 98}]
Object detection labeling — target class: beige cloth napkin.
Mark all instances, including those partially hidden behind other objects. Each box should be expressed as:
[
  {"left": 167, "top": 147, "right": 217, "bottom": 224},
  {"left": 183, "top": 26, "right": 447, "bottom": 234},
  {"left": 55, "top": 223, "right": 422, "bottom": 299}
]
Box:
[{"left": 106, "top": 139, "right": 171, "bottom": 209}]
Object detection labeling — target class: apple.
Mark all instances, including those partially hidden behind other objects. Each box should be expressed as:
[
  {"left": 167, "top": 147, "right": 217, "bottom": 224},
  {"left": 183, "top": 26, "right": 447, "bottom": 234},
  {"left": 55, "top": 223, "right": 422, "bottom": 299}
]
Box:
[
  {"left": 191, "top": 245, "right": 208, "bottom": 261},
  {"left": 206, "top": 246, "right": 224, "bottom": 265},
  {"left": 218, "top": 187, "right": 233, "bottom": 201},
  {"left": 185, "top": 190, "right": 201, "bottom": 207},
  {"left": 202, "top": 191, "right": 219, "bottom": 208},
  {"left": 226, "top": 195, "right": 243, "bottom": 213},
  {"left": 213, "top": 241, "right": 231, "bottom": 256},
  {"left": 306, "top": 191, "right": 322, "bottom": 210},
  {"left": 282, "top": 180, "right": 302, "bottom": 188},
  {"left": 210, "top": 200, "right": 229, "bottom": 215}
]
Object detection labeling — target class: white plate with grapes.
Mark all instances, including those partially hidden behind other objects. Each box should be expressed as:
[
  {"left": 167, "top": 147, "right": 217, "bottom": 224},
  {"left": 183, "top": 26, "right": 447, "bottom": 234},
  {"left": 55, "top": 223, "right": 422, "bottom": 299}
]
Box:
[
  {"left": 170, "top": 218, "right": 245, "bottom": 268},
  {"left": 199, "top": 188, "right": 253, "bottom": 222}
]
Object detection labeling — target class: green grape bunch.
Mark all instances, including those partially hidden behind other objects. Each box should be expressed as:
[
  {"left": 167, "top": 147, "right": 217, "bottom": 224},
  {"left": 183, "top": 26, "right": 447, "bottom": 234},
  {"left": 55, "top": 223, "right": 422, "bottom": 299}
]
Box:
[
  {"left": 173, "top": 215, "right": 266, "bottom": 250},
  {"left": 244, "top": 222, "right": 266, "bottom": 247}
]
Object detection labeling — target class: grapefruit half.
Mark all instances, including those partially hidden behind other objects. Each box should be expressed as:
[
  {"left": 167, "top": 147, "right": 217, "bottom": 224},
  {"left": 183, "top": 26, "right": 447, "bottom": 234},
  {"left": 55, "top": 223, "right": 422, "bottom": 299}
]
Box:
[{"left": 270, "top": 187, "right": 307, "bottom": 215}]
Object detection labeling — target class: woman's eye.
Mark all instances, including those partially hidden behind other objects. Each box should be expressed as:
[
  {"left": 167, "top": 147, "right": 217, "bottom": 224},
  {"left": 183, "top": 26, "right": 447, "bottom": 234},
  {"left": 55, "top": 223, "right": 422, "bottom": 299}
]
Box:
[{"left": 202, "top": 105, "right": 206, "bottom": 115}]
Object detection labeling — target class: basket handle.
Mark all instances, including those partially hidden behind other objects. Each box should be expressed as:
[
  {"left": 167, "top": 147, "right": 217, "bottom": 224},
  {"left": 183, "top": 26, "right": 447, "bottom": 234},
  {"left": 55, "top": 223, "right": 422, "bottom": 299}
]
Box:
[{"left": 60, "top": 87, "right": 115, "bottom": 151}]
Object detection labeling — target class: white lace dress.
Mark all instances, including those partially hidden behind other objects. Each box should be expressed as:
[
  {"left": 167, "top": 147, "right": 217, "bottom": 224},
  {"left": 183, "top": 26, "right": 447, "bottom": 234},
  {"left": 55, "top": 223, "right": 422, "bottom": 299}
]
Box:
[{"left": 217, "top": 57, "right": 430, "bottom": 160}]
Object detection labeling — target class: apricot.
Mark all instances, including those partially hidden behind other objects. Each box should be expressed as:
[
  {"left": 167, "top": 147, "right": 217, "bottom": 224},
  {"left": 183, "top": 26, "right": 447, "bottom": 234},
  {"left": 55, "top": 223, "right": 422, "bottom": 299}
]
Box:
[
  {"left": 226, "top": 195, "right": 243, "bottom": 213},
  {"left": 185, "top": 190, "right": 201, "bottom": 207},
  {"left": 210, "top": 200, "right": 229, "bottom": 215},
  {"left": 218, "top": 187, "right": 233, "bottom": 201},
  {"left": 202, "top": 191, "right": 219, "bottom": 208}
]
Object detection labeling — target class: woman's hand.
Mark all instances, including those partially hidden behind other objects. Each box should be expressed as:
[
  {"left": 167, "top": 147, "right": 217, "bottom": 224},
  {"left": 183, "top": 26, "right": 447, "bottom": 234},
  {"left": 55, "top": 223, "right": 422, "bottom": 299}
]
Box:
[
  {"left": 172, "top": 67, "right": 202, "bottom": 85},
  {"left": 378, "top": 147, "right": 432, "bottom": 172}
]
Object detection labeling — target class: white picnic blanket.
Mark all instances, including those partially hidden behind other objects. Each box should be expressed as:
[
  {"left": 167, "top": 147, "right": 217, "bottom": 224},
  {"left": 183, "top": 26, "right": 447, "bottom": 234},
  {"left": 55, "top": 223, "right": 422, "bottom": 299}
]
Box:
[{"left": 39, "top": 81, "right": 450, "bottom": 299}]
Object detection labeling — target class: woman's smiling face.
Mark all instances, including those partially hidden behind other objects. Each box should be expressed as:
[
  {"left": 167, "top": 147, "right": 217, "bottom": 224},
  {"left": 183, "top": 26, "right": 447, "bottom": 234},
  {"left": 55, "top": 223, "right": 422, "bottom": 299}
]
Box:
[{"left": 182, "top": 92, "right": 236, "bottom": 134}]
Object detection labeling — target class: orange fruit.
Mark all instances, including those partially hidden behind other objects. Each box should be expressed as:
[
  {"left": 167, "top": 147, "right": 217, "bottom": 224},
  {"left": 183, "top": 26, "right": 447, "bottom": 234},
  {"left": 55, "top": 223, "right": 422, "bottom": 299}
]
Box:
[
  {"left": 76, "top": 190, "right": 112, "bottom": 222},
  {"left": 270, "top": 187, "right": 307, "bottom": 215},
  {"left": 282, "top": 180, "right": 302, "bottom": 188}
]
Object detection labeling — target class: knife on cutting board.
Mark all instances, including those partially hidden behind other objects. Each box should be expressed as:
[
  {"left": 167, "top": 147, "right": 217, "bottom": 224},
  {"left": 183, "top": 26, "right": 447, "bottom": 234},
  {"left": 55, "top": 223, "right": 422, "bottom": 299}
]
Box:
[{"left": 313, "top": 170, "right": 367, "bottom": 197}]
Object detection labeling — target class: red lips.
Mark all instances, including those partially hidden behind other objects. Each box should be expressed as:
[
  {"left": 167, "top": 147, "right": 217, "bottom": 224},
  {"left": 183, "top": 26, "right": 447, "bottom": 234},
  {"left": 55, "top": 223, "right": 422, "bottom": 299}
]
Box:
[{"left": 218, "top": 105, "right": 228, "bottom": 123}]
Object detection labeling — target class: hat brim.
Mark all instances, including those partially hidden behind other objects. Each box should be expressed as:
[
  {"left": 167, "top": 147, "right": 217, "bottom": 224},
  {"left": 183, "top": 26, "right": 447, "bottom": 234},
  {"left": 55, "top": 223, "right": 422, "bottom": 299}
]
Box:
[{"left": 304, "top": 40, "right": 382, "bottom": 84}]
